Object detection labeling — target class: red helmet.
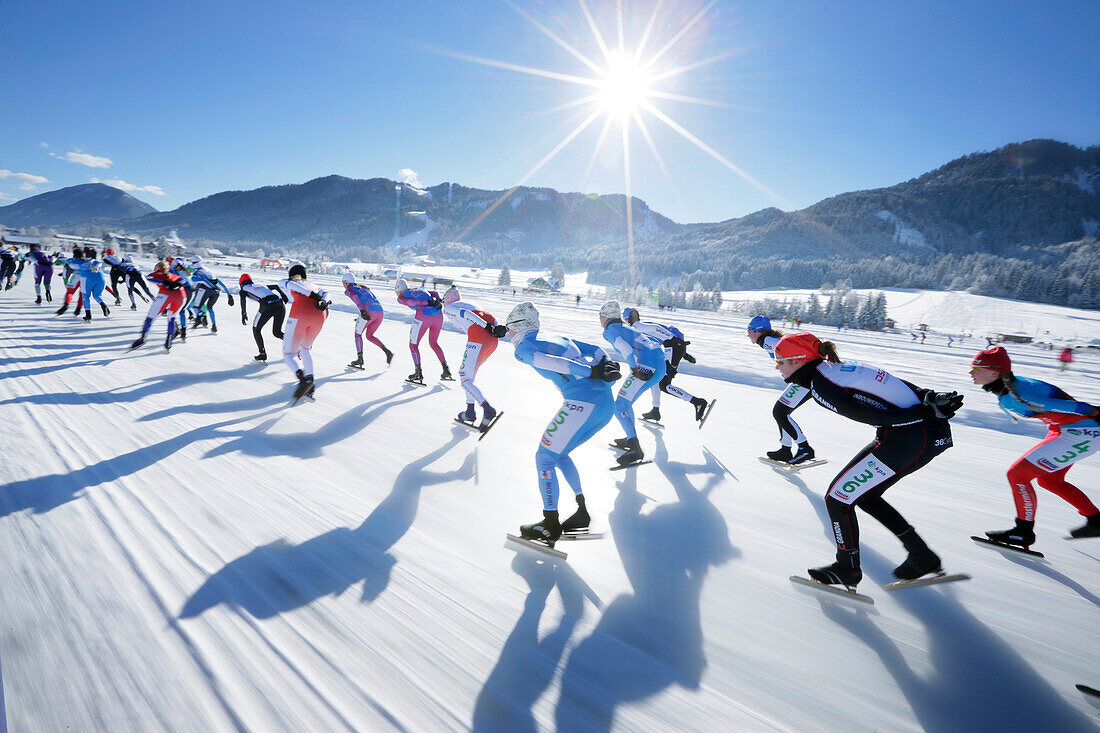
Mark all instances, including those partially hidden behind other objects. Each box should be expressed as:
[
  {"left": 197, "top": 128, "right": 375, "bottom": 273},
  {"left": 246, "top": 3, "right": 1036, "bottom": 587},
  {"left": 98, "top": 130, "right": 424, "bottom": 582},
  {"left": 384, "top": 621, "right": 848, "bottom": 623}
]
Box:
[
  {"left": 971, "top": 346, "right": 1011, "bottom": 373},
  {"left": 239, "top": 273, "right": 252, "bottom": 286},
  {"left": 105, "top": 248, "right": 115, "bottom": 255},
  {"left": 774, "top": 332, "right": 823, "bottom": 363}
]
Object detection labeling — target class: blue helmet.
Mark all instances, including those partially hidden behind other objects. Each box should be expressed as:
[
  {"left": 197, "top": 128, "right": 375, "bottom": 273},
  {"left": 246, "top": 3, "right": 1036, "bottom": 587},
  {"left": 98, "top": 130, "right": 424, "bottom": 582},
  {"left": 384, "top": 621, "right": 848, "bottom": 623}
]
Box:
[{"left": 748, "top": 315, "right": 771, "bottom": 331}]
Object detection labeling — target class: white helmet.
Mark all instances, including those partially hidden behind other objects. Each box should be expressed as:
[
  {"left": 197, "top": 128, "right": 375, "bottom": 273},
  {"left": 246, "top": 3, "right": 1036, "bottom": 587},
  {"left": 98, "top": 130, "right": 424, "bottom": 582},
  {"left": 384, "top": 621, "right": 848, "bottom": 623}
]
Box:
[
  {"left": 394, "top": 278, "right": 408, "bottom": 292},
  {"left": 123, "top": 254, "right": 133, "bottom": 263},
  {"left": 505, "top": 301, "right": 540, "bottom": 339},
  {"left": 190, "top": 255, "right": 203, "bottom": 267},
  {"left": 171, "top": 257, "right": 186, "bottom": 270},
  {"left": 342, "top": 271, "right": 356, "bottom": 285},
  {"left": 599, "top": 300, "right": 622, "bottom": 320},
  {"left": 443, "top": 285, "right": 460, "bottom": 306}
]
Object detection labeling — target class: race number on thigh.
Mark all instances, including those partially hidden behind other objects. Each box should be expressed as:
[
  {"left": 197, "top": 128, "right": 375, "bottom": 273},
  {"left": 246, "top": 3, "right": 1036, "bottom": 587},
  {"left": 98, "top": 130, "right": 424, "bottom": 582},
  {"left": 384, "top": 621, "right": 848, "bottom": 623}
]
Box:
[
  {"left": 778, "top": 383, "right": 808, "bottom": 408},
  {"left": 540, "top": 400, "right": 595, "bottom": 453},
  {"left": 1025, "top": 427, "right": 1099, "bottom": 473},
  {"left": 617, "top": 373, "right": 649, "bottom": 402},
  {"left": 828, "top": 454, "right": 897, "bottom": 505}
]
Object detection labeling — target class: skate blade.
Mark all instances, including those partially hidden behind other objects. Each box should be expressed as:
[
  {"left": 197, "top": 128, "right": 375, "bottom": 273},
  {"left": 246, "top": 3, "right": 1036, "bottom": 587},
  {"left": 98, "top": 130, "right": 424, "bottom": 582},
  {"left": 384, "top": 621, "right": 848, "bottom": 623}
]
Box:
[
  {"left": 506, "top": 534, "right": 567, "bottom": 559},
  {"left": 478, "top": 412, "right": 504, "bottom": 441},
  {"left": 454, "top": 418, "right": 480, "bottom": 431},
  {"left": 347, "top": 364, "right": 365, "bottom": 370},
  {"left": 637, "top": 418, "right": 664, "bottom": 429},
  {"left": 610, "top": 460, "right": 652, "bottom": 471},
  {"left": 883, "top": 573, "right": 971, "bottom": 591},
  {"left": 698, "top": 398, "right": 717, "bottom": 429},
  {"left": 789, "top": 576, "right": 875, "bottom": 604},
  {"left": 970, "top": 536, "right": 1045, "bottom": 558},
  {"left": 1076, "top": 684, "right": 1100, "bottom": 699},
  {"left": 404, "top": 379, "right": 427, "bottom": 387},
  {"left": 560, "top": 530, "right": 605, "bottom": 541}
]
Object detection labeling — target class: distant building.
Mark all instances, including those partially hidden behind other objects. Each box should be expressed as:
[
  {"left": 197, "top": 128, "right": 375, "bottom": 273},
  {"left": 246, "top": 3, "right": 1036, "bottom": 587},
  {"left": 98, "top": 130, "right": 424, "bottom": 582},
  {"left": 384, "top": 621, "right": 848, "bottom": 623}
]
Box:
[
  {"left": 0, "top": 233, "right": 41, "bottom": 247},
  {"left": 526, "top": 277, "right": 554, "bottom": 292}
]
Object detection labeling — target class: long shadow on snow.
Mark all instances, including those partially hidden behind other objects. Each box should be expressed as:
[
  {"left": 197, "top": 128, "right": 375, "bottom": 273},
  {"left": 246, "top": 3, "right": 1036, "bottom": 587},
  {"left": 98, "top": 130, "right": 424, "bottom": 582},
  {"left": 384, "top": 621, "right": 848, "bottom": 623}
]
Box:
[
  {"left": 138, "top": 370, "right": 382, "bottom": 422},
  {"left": 980, "top": 545, "right": 1100, "bottom": 609},
  {"left": 0, "top": 341, "right": 132, "bottom": 366},
  {"left": 202, "top": 384, "right": 433, "bottom": 460},
  {"left": 554, "top": 431, "right": 737, "bottom": 731},
  {"left": 471, "top": 554, "right": 589, "bottom": 733},
  {"left": 180, "top": 427, "right": 474, "bottom": 619},
  {"left": 777, "top": 465, "right": 1095, "bottom": 729},
  {"left": 0, "top": 408, "right": 285, "bottom": 518},
  {"left": 0, "top": 364, "right": 264, "bottom": 407},
  {"left": 816, "top": 558, "right": 1096, "bottom": 731}
]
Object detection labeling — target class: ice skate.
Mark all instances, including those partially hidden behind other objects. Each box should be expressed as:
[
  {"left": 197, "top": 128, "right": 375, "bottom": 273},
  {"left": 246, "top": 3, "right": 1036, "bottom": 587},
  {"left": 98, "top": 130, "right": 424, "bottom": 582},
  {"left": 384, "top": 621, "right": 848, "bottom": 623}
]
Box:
[
  {"left": 615, "top": 438, "right": 645, "bottom": 467},
  {"left": 690, "top": 397, "right": 707, "bottom": 421},
  {"left": 100, "top": 302, "right": 110, "bottom": 317},
  {"left": 561, "top": 495, "right": 590, "bottom": 535},
  {"left": 348, "top": 354, "right": 365, "bottom": 370},
  {"left": 985, "top": 519, "right": 1036, "bottom": 548},
  {"left": 766, "top": 446, "right": 793, "bottom": 463},
  {"left": 83, "top": 310, "right": 92, "bottom": 322},
  {"left": 808, "top": 551, "right": 862, "bottom": 587},
  {"left": 478, "top": 403, "right": 497, "bottom": 430},
  {"left": 35, "top": 296, "right": 42, "bottom": 305},
  {"left": 457, "top": 404, "right": 476, "bottom": 424},
  {"left": 1068, "top": 513, "right": 1100, "bottom": 539},
  {"left": 130, "top": 335, "right": 146, "bottom": 350},
  {"left": 383, "top": 347, "right": 394, "bottom": 365},
  {"left": 789, "top": 443, "right": 815, "bottom": 465},
  {"left": 520, "top": 510, "right": 561, "bottom": 547},
  {"left": 407, "top": 366, "right": 424, "bottom": 385},
  {"left": 892, "top": 547, "right": 942, "bottom": 580},
  {"left": 254, "top": 352, "right": 267, "bottom": 362},
  {"left": 640, "top": 406, "right": 661, "bottom": 422},
  {"left": 440, "top": 364, "right": 454, "bottom": 381},
  {"left": 45, "top": 290, "right": 52, "bottom": 303}
]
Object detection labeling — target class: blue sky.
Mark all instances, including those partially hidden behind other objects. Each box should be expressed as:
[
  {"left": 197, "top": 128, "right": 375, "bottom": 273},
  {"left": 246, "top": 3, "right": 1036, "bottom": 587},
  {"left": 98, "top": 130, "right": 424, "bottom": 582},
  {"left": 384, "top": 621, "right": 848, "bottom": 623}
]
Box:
[{"left": 1, "top": 0, "right": 1097, "bottom": 224}]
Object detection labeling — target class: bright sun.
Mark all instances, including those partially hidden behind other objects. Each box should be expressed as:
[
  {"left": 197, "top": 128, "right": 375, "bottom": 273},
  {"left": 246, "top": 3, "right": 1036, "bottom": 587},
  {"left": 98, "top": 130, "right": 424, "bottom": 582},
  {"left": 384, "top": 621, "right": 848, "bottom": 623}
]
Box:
[{"left": 597, "top": 53, "right": 651, "bottom": 119}]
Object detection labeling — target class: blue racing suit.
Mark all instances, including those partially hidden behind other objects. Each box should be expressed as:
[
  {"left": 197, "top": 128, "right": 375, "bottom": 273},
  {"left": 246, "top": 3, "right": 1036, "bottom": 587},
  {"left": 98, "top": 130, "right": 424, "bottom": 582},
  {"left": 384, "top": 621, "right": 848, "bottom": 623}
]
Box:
[
  {"left": 602, "top": 321, "right": 667, "bottom": 439},
  {"left": 513, "top": 329, "right": 616, "bottom": 511}
]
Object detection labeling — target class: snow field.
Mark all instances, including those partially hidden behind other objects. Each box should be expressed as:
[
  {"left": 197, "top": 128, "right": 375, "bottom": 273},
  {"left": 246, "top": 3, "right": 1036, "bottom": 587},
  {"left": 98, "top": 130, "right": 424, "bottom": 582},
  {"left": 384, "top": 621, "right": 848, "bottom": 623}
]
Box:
[{"left": 0, "top": 264, "right": 1098, "bottom": 731}]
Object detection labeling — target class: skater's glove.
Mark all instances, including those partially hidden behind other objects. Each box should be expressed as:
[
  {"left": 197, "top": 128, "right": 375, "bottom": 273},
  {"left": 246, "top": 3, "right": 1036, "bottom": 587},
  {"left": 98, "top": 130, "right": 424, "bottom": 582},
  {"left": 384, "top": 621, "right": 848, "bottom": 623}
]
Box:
[
  {"left": 227, "top": 296, "right": 235, "bottom": 307},
  {"left": 241, "top": 316, "right": 248, "bottom": 326},
  {"left": 428, "top": 297, "right": 443, "bottom": 309},
  {"left": 922, "top": 390, "right": 963, "bottom": 419},
  {"left": 166, "top": 282, "right": 182, "bottom": 290},
  {"left": 631, "top": 365, "right": 655, "bottom": 381},
  {"left": 590, "top": 356, "right": 622, "bottom": 382},
  {"left": 360, "top": 310, "right": 371, "bottom": 321},
  {"left": 682, "top": 352, "right": 696, "bottom": 364},
  {"left": 486, "top": 323, "right": 508, "bottom": 338},
  {"left": 316, "top": 299, "right": 331, "bottom": 312}
]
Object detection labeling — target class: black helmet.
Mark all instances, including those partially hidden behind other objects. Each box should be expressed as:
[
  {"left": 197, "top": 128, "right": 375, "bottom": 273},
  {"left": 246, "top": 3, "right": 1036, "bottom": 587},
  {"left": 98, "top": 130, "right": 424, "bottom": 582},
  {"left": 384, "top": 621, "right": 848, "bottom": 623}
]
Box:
[{"left": 288, "top": 264, "right": 307, "bottom": 279}]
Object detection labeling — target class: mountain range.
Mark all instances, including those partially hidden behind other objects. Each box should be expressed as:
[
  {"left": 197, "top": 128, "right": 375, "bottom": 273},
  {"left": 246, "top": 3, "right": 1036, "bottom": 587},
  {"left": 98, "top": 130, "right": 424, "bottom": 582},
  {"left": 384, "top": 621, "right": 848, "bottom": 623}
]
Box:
[{"left": 2, "top": 139, "right": 1097, "bottom": 307}]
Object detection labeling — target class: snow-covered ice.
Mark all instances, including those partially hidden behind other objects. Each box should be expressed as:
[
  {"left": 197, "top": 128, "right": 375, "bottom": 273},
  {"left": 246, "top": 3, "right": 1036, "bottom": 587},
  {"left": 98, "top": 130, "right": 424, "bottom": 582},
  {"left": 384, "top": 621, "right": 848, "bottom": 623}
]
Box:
[{"left": 1, "top": 266, "right": 1099, "bottom": 731}]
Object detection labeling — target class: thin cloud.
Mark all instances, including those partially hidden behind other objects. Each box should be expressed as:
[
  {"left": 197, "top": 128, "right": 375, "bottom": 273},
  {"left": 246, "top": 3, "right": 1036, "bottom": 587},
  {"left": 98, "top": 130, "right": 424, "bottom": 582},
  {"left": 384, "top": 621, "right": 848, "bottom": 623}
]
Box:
[
  {"left": 51, "top": 150, "right": 113, "bottom": 168},
  {"left": 0, "top": 169, "right": 49, "bottom": 185},
  {"left": 0, "top": 191, "right": 17, "bottom": 202},
  {"left": 91, "top": 177, "right": 166, "bottom": 196}
]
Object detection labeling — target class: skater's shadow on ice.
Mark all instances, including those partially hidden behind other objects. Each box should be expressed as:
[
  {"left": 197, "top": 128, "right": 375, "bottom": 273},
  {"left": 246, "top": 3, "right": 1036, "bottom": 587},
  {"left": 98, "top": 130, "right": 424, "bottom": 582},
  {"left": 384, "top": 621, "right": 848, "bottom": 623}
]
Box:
[
  {"left": 0, "top": 408, "right": 285, "bottom": 519},
  {"left": 471, "top": 555, "right": 588, "bottom": 733},
  {"left": 180, "top": 428, "right": 475, "bottom": 619},
  {"left": 554, "top": 433, "right": 737, "bottom": 731},
  {"left": 818, "top": 555, "right": 1096, "bottom": 731},
  {"left": 139, "top": 371, "right": 381, "bottom": 422},
  {"left": 0, "top": 342, "right": 130, "bottom": 365},
  {"left": 203, "top": 387, "right": 433, "bottom": 460},
  {"left": 0, "top": 364, "right": 263, "bottom": 407},
  {"left": 992, "top": 550, "right": 1100, "bottom": 609}
]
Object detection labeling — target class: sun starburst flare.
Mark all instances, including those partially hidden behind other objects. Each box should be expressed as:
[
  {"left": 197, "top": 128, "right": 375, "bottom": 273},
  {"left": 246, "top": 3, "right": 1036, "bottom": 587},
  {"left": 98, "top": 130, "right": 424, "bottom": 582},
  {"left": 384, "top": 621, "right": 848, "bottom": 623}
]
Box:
[{"left": 430, "top": 0, "right": 783, "bottom": 284}]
